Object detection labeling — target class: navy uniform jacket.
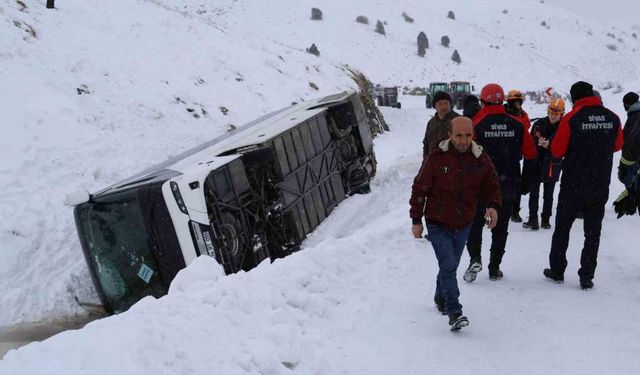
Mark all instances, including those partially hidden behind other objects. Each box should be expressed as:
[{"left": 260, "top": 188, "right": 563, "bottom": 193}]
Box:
[
  {"left": 551, "top": 96, "right": 623, "bottom": 199},
  {"left": 473, "top": 104, "right": 537, "bottom": 200}
]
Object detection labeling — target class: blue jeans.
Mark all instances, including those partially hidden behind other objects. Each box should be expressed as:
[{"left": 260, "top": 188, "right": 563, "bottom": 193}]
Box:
[{"left": 427, "top": 223, "right": 472, "bottom": 315}]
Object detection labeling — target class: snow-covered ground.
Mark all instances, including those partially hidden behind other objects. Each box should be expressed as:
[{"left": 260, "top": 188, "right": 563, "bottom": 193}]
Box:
[
  {"left": 1, "top": 0, "right": 640, "bottom": 372},
  {"left": 2, "top": 95, "right": 639, "bottom": 373}
]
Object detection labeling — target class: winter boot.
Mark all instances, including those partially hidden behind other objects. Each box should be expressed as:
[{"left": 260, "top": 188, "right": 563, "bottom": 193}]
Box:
[
  {"left": 434, "top": 296, "right": 447, "bottom": 315},
  {"left": 488, "top": 250, "right": 505, "bottom": 280},
  {"left": 489, "top": 267, "right": 503, "bottom": 280},
  {"left": 510, "top": 211, "right": 523, "bottom": 223},
  {"left": 522, "top": 215, "right": 540, "bottom": 230},
  {"left": 543, "top": 268, "right": 564, "bottom": 283},
  {"left": 580, "top": 278, "right": 594, "bottom": 290},
  {"left": 541, "top": 215, "right": 551, "bottom": 229},
  {"left": 448, "top": 312, "right": 469, "bottom": 331}
]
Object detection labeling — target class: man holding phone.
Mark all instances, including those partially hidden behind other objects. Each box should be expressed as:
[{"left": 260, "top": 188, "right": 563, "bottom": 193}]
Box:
[{"left": 410, "top": 116, "right": 501, "bottom": 330}]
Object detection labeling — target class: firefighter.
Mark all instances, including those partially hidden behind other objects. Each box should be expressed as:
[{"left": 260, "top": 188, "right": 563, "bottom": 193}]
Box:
[
  {"left": 543, "top": 81, "right": 623, "bottom": 290},
  {"left": 523, "top": 98, "right": 566, "bottom": 230},
  {"left": 463, "top": 84, "right": 537, "bottom": 282}
]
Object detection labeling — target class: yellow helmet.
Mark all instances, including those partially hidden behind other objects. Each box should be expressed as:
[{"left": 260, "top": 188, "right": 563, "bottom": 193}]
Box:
[
  {"left": 506, "top": 90, "right": 524, "bottom": 102},
  {"left": 548, "top": 98, "right": 565, "bottom": 115}
]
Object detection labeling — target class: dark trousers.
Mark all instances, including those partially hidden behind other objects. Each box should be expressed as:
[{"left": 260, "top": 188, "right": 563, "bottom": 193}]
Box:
[
  {"left": 513, "top": 188, "right": 522, "bottom": 214},
  {"left": 466, "top": 196, "right": 515, "bottom": 270},
  {"left": 548, "top": 189, "right": 607, "bottom": 281},
  {"left": 529, "top": 179, "right": 556, "bottom": 219},
  {"left": 427, "top": 223, "right": 472, "bottom": 315}
]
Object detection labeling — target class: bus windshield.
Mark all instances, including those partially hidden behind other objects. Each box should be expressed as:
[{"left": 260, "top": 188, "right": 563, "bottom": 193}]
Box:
[{"left": 75, "top": 191, "right": 166, "bottom": 313}]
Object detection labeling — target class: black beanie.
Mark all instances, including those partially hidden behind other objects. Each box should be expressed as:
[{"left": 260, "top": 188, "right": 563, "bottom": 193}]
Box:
[
  {"left": 464, "top": 94, "right": 479, "bottom": 106},
  {"left": 570, "top": 81, "right": 594, "bottom": 104},
  {"left": 432, "top": 91, "right": 451, "bottom": 107},
  {"left": 623, "top": 91, "right": 639, "bottom": 110}
]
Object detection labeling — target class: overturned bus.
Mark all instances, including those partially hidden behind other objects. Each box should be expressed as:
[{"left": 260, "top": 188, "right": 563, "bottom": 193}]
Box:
[{"left": 71, "top": 91, "right": 377, "bottom": 314}]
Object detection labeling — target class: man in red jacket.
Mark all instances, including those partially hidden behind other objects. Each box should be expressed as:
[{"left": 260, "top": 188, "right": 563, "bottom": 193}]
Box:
[{"left": 410, "top": 116, "right": 501, "bottom": 330}]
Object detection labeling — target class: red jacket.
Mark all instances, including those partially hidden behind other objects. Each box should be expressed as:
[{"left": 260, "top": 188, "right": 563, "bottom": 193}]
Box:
[{"left": 410, "top": 140, "right": 502, "bottom": 230}]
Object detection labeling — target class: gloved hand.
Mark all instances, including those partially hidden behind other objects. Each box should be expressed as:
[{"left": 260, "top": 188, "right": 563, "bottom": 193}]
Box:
[{"left": 613, "top": 190, "right": 638, "bottom": 219}]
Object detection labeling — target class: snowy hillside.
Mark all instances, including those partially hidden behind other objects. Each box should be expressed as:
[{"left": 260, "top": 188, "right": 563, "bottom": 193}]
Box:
[{"left": 1, "top": 0, "right": 639, "bottom": 349}]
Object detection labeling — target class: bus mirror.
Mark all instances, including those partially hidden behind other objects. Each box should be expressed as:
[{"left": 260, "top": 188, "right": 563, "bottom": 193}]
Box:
[{"left": 64, "top": 190, "right": 91, "bottom": 206}]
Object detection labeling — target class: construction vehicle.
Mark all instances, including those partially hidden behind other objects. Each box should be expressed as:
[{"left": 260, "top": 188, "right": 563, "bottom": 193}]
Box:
[{"left": 373, "top": 85, "right": 401, "bottom": 108}]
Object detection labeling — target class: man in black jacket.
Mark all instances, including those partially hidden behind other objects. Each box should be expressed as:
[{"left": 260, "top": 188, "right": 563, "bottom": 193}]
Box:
[
  {"left": 618, "top": 92, "right": 640, "bottom": 186},
  {"left": 523, "top": 98, "right": 565, "bottom": 230},
  {"left": 463, "top": 83, "right": 537, "bottom": 283},
  {"left": 543, "top": 81, "right": 623, "bottom": 289},
  {"left": 614, "top": 92, "right": 640, "bottom": 218}
]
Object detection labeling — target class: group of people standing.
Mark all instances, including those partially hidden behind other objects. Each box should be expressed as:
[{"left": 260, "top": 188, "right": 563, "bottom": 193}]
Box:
[{"left": 410, "top": 81, "right": 638, "bottom": 331}]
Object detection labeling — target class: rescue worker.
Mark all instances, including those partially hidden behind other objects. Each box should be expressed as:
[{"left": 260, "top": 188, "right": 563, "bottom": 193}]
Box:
[
  {"left": 523, "top": 98, "right": 566, "bottom": 230},
  {"left": 463, "top": 84, "right": 537, "bottom": 282},
  {"left": 618, "top": 92, "right": 640, "bottom": 186},
  {"left": 613, "top": 91, "right": 640, "bottom": 218},
  {"left": 504, "top": 89, "right": 531, "bottom": 223},
  {"left": 543, "top": 81, "right": 623, "bottom": 289}
]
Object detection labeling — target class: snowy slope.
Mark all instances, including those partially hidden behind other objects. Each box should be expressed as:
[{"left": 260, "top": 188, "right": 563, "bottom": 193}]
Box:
[
  {"left": 1, "top": 0, "right": 639, "bottom": 339},
  {"left": 2, "top": 95, "right": 640, "bottom": 374}
]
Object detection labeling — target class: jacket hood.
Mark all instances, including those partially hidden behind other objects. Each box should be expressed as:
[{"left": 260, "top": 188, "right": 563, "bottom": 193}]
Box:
[
  {"left": 628, "top": 101, "right": 640, "bottom": 114},
  {"left": 438, "top": 139, "right": 483, "bottom": 158}
]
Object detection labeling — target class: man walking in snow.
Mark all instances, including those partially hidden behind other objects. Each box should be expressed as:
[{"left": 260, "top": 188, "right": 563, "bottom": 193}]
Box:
[
  {"left": 410, "top": 116, "right": 501, "bottom": 330},
  {"left": 463, "top": 84, "right": 537, "bottom": 283},
  {"left": 543, "top": 81, "right": 623, "bottom": 289},
  {"left": 422, "top": 91, "right": 460, "bottom": 159}
]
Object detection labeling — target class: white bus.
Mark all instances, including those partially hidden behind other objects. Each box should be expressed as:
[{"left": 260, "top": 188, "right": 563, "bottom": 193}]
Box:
[{"left": 71, "top": 91, "right": 377, "bottom": 314}]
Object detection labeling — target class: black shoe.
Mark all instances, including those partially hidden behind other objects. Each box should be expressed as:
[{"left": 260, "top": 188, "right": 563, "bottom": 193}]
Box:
[
  {"left": 434, "top": 296, "right": 447, "bottom": 315},
  {"left": 543, "top": 268, "right": 564, "bottom": 283},
  {"left": 541, "top": 217, "right": 551, "bottom": 229},
  {"left": 448, "top": 312, "right": 469, "bottom": 331},
  {"left": 489, "top": 268, "right": 503, "bottom": 280},
  {"left": 511, "top": 212, "right": 523, "bottom": 223},
  {"left": 580, "top": 279, "right": 594, "bottom": 290},
  {"left": 522, "top": 217, "right": 540, "bottom": 230}
]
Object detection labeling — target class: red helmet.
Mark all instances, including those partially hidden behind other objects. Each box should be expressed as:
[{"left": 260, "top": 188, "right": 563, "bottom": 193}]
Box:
[{"left": 480, "top": 83, "right": 505, "bottom": 104}]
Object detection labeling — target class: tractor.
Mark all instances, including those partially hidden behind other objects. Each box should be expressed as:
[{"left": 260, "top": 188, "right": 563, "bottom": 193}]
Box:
[
  {"left": 425, "top": 82, "right": 450, "bottom": 108},
  {"left": 425, "top": 81, "right": 475, "bottom": 110},
  {"left": 449, "top": 81, "right": 474, "bottom": 110}
]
